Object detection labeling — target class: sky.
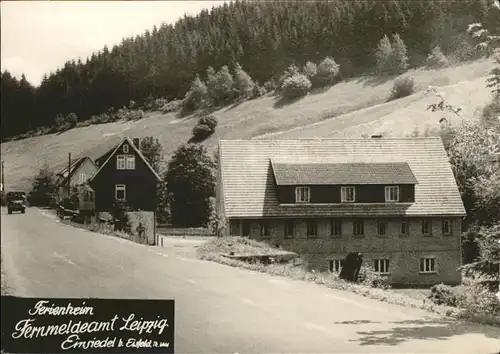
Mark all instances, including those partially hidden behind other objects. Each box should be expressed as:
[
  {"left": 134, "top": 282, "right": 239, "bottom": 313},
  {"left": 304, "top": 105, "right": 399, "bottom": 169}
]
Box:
[{"left": 1, "top": 1, "right": 224, "bottom": 86}]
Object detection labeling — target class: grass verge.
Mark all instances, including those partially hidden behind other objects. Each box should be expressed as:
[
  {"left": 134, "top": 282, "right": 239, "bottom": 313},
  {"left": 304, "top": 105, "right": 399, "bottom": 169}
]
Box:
[{"left": 197, "top": 237, "right": 500, "bottom": 327}]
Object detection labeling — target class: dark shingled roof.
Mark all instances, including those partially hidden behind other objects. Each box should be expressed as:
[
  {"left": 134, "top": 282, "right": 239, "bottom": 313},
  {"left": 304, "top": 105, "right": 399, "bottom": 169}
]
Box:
[{"left": 271, "top": 162, "right": 418, "bottom": 185}]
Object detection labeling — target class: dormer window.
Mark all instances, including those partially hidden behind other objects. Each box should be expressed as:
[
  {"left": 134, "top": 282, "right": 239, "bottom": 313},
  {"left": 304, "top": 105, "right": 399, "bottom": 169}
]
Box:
[
  {"left": 295, "top": 187, "right": 310, "bottom": 203},
  {"left": 123, "top": 144, "right": 129, "bottom": 153},
  {"left": 341, "top": 186, "right": 355, "bottom": 202},
  {"left": 385, "top": 186, "right": 400, "bottom": 202}
]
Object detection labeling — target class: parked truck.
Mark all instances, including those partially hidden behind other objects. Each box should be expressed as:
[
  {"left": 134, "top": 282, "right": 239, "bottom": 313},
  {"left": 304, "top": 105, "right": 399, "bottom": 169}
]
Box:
[{"left": 6, "top": 191, "right": 26, "bottom": 214}]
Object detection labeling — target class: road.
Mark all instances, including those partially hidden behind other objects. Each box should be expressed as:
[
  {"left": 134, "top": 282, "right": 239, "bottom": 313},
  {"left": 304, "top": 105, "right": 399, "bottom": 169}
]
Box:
[{"left": 2, "top": 207, "right": 500, "bottom": 354}]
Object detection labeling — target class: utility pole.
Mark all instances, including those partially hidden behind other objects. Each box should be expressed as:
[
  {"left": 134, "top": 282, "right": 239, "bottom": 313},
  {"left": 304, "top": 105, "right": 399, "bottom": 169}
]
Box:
[
  {"left": 67, "top": 153, "right": 71, "bottom": 198},
  {"left": 1, "top": 160, "right": 4, "bottom": 192}
]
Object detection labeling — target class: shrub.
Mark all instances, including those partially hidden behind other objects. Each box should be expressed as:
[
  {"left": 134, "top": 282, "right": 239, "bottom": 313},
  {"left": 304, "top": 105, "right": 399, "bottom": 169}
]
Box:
[
  {"left": 263, "top": 80, "right": 278, "bottom": 93},
  {"left": 428, "top": 283, "right": 466, "bottom": 307},
  {"left": 191, "top": 124, "right": 214, "bottom": 143},
  {"left": 302, "top": 61, "right": 318, "bottom": 81},
  {"left": 55, "top": 114, "right": 65, "bottom": 127},
  {"left": 426, "top": 46, "right": 449, "bottom": 68},
  {"left": 389, "top": 76, "right": 415, "bottom": 100},
  {"left": 316, "top": 57, "right": 341, "bottom": 87},
  {"left": 110, "top": 201, "right": 131, "bottom": 233},
  {"left": 278, "top": 64, "right": 301, "bottom": 91},
  {"left": 161, "top": 99, "right": 183, "bottom": 113},
  {"left": 128, "top": 100, "right": 136, "bottom": 109},
  {"left": 147, "top": 98, "right": 168, "bottom": 111},
  {"left": 252, "top": 84, "right": 267, "bottom": 98},
  {"left": 206, "top": 65, "right": 235, "bottom": 106},
  {"left": 198, "top": 115, "right": 218, "bottom": 131},
  {"left": 481, "top": 98, "right": 500, "bottom": 126},
  {"left": 459, "top": 283, "right": 500, "bottom": 317},
  {"left": 281, "top": 73, "right": 312, "bottom": 100},
  {"left": 65, "top": 113, "right": 78, "bottom": 127},
  {"left": 126, "top": 109, "right": 145, "bottom": 121},
  {"left": 183, "top": 75, "right": 208, "bottom": 113},
  {"left": 357, "top": 266, "right": 391, "bottom": 289}
]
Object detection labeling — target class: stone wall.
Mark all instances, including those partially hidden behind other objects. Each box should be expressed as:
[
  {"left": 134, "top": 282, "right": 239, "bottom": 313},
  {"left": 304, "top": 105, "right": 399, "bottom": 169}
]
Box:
[{"left": 229, "top": 217, "right": 462, "bottom": 286}]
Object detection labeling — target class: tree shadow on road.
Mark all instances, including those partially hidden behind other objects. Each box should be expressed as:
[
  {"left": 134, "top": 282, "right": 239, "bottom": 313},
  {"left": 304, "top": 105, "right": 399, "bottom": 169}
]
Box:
[{"left": 350, "top": 318, "right": 500, "bottom": 346}]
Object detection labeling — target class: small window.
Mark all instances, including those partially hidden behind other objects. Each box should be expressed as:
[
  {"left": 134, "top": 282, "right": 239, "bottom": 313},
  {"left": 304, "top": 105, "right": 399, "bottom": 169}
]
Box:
[
  {"left": 126, "top": 155, "right": 136, "bottom": 170},
  {"left": 306, "top": 220, "right": 318, "bottom": 238},
  {"left": 353, "top": 220, "right": 364, "bottom": 236},
  {"left": 123, "top": 144, "right": 129, "bottom": 153},
  {"left": 329, "top": 259, "right": 344, "bottom": 273},
  {"left": 115, "top": 184, "right": 126, "bottom": 201},
  {"left": 242, "top": 221, "right": 251, "bottom": 236},
  {"left": 295, "top": 187, "right": 310, "bottom": 203},
  {"left": 330, "top": 219, "right": 342, "bottom": 237},
  {"left": 284, "top": 220, "right": 294, "bottom": 239},
  {"left": 116, "top": 155, "right": 126, "bottom": 170},
  {"left": 260, "top": 221, "right": 270, "bottom": 238},
  {"left": 341, "top": 186, "right": 355, "bottom": 202},
  {"left": 377, "top": 221, "right": 388, "bottom": 236},
  {"left": 79, "top": 173, "right": 87, "bottom": 184},
  {"left": 442, "top": 219, "right": 452, "bottom": 235},
  {"left": 374, "top": 259, "right": 390, "bottom": 275},
  {"left": 401, "top": 221, "right": 410, "bottom": 236},
  {"left": 420, "top": 257, "right": 436, "bottom": 274},
  {"left": 422, "top": 220, "right": 432, "bottom": 236},
  {"left": 385, "top": 186, "right": 400, "bottom": 202}
]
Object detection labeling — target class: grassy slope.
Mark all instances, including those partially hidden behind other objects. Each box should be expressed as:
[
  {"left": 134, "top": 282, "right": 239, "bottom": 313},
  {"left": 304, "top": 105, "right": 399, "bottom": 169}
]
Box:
[{"left": 0, "top": 59, "right": 494, "bottom": 192}]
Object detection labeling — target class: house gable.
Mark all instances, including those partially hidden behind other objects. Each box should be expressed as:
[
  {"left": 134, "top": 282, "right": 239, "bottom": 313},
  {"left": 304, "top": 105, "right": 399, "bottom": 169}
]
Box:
[
  {"left": 56, "top": 157, "right": 98, "bottom": 187},
  {"left": 89, "top": 137, "right": 162, "bottom": 184},
  {"left": 218, "top": 138, "right": 466, "bottom": 218}
]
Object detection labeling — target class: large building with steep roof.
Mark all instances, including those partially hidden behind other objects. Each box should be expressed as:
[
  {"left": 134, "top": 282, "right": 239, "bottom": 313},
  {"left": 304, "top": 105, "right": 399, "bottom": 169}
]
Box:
[{"left": 216, "top": 137, "right": 466, "bottom": 286}]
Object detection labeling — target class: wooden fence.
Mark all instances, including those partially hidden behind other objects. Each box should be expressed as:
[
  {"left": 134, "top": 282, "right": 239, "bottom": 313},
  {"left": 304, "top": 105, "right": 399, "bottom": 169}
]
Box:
[{"left": 156, "top": 225, "right": 215, "bottom": 237}]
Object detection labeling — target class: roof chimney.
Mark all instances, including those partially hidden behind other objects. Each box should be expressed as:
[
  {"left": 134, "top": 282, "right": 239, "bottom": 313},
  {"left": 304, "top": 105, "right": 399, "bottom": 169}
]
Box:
[
  {"left": 371, "top": 134, "right": 383, "bottom": 139},
  {"left": 132, "top": 138, "right": 140, "bottom": 149}
]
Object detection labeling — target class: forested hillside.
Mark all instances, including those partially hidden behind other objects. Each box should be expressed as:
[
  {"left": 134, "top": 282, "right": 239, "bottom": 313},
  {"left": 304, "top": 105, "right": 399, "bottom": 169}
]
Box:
[{"left": 1, "top": 0, "right": 498, "bottom": 141}]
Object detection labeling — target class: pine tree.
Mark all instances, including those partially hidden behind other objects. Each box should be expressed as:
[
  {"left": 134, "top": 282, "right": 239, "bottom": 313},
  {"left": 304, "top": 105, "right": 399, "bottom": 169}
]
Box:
[
  {"left": 391, "top": 33, "right": 409, "bottom": 74},
  {"left": 233, "top": 62, "right": 255, "bottom": 98},
  {"left": 375, "top": 34, "right": 394, "bottom": 75}
]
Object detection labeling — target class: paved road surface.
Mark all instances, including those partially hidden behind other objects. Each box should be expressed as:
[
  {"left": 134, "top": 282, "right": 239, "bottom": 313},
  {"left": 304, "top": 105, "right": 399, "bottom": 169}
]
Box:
[{"left": 2, "top": 207, "right": 500, "bottom": 354}]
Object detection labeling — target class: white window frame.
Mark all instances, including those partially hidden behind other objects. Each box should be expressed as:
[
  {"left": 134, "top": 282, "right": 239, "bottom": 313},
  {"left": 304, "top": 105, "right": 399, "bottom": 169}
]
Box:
[
  {"left": 79, "top": 173, "right": 87, "bottom": 184},
  {"left": 295, "top": 186, "right": 310, "bottom": 203},
  {"left": 329, "top": 259, "right": 344, "bottom": 273},
  {"left": 116, "top": 155, "right": 126, "bottom": 170},
  {"left": 385, "top": 185, "right": 400, "bottom": 202},
  {"left": 419, "top": 257, "right": 437, "bottom": 274},
  {"left": 125, "top": 155, "right": 136, "bottom": 170},
  {"left": 123, "top": 144, "right": 129, "bottom": 153},
  {"left": 442, "top": 219, "right": 452, "bottom": 235},
  {"left": 374, "top": 259, "right": 390, "bottom": 275},
  {"left": 115, "top": 184, "right": 126, "bottom": 201},
  {"left": 341, "top": 186, "right": 355, "bottom": 202}
]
